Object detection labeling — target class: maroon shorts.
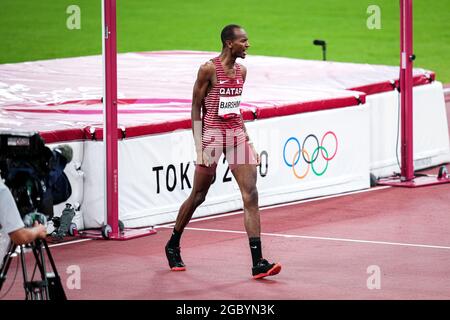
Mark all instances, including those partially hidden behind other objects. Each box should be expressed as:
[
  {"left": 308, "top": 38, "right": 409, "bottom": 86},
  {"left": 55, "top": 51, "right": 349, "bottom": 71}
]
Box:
[{"left": 195, "top": 141, "right": 258, "bottom": 176}]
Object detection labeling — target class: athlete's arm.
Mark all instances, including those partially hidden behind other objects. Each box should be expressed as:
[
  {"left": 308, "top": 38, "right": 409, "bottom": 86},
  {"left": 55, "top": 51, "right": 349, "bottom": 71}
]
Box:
[
  {"left": 240, "top": 64, "right": 247, "bottom": 83},
  {"left": 192, "top": 62, "right": 214, "bottom": 164}
]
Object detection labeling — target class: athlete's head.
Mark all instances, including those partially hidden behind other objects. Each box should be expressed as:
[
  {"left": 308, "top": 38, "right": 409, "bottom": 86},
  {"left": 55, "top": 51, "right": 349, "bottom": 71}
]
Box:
[{"left": 221, "top": 24, "right": 250, "bottom": 59}]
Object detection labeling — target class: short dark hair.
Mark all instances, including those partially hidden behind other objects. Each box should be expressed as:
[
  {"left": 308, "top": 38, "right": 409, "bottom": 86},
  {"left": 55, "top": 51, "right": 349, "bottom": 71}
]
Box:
[{"left": 221, "top": 24, "right": 242, "bottom": 47}]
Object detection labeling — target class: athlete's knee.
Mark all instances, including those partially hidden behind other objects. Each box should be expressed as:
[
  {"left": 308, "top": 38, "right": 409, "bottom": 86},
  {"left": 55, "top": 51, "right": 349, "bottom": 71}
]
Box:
[
  {"left": 242, "top": 187, "right": 258, "bottom": 206},
  {"left": 192, "top": 190, "right": 207, "bottom": 207}
]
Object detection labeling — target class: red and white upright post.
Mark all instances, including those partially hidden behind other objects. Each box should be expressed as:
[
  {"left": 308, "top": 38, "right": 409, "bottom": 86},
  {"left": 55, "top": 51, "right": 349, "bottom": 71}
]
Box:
[
  {"left": 399, "top": 0, "right": 414, "bottom": 181},
  {"left": 378, "top": 0, "right": 450, "bottom": 187},
  {"left": 102, "top": 0, "right": 120, "bottom": 238},
  {"left": 99, "top": 0, "right": 156, "bottom": 239}
]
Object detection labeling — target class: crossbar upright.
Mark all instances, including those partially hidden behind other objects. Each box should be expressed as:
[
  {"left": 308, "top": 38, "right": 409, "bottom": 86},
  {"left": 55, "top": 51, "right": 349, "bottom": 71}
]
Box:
[
  {"left": 80, "top": 0, "right": 156, "bottom": 239},
  {"left": 378, "top": 0, "right": 450, "bottom": 187}
]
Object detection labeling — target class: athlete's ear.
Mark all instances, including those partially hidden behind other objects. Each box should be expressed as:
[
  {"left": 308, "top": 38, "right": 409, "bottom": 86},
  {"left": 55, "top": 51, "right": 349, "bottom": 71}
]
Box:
[{"left": 226, "top": 39, "right": 233, "bottom": 49}]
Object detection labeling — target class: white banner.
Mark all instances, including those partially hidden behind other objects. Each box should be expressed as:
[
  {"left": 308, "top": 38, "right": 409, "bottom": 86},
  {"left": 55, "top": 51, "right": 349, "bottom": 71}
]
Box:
[
  {"left": 81, "top": 104, "right": 370, "bottom": 228},
  {"left": 368, "top": 81, "right": 450, "bottom": 177}
]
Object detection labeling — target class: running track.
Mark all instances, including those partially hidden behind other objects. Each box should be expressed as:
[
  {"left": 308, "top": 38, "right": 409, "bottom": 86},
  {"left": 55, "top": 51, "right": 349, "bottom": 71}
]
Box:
[{"left": 1, "top": 97, "right": 449, "bottom": 300}]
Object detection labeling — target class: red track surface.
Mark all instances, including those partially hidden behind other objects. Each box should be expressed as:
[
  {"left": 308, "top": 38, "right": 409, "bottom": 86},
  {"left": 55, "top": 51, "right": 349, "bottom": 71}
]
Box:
[{"left": 1, "top": 101, "right": 449, "bottom": 301}]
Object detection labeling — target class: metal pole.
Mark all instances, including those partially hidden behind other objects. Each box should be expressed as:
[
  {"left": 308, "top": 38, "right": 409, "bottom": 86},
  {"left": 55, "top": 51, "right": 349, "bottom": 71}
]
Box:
[
  {"left": 102, "top": 0, "right": 119, "bottom": 237},
  {"left": 378, "top": 0, "right": 450, "bottom": 187},
  {"left": 400, "top": 0, "right": 414, "bottom": 181}
]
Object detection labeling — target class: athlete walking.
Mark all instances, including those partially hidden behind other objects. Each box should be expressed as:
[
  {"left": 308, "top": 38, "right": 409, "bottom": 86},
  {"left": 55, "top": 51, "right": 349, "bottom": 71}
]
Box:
[{"left": 165, "top": 24, "right": 281, "bottom": 279}]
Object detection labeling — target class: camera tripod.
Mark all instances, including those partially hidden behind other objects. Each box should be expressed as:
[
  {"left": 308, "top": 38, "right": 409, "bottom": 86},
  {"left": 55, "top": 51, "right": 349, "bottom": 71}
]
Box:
[{"left": 0, "top": 238, "right": 66, "bottom": 300}]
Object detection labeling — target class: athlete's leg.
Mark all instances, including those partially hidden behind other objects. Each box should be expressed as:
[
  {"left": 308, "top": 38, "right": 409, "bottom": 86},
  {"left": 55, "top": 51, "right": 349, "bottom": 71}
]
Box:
[
  {"left": 230, "top": 164, "right": 260, "bottom": 238},
  {"left": 229, "top": 143, "right": 281, "bottom": 279},
  {"left": 165, "top": 163, "right": 216, "bottom": 271},
  {"left": 227, "top": 141, "right": 260, "bottom": 237},
  {"left": 170, "top": 143, "right": 221, "bottom": 239},
  {"left": 173, "top": 167, "right": 215, "bottom": 233},
  {"left": 166, "top": 140, "right": 223, "bottom": 271}
]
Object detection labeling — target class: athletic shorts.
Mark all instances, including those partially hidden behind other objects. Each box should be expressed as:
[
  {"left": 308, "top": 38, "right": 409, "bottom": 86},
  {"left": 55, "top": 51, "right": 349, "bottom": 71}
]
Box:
[{"left": 195, "top": 141, "right": 258, "bottom": 176}]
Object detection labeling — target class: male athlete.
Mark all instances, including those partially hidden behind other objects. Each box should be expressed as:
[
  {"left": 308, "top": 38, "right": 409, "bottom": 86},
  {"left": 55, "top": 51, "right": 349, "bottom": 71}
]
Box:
[{"left": 165, "top": 24, "right": 281, "bottom": 279}]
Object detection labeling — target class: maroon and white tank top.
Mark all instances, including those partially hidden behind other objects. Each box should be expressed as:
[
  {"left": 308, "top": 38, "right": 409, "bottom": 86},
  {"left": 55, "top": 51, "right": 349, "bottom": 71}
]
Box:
[{"left": 202, "top": 56, "right": 246, "bottom": 149}]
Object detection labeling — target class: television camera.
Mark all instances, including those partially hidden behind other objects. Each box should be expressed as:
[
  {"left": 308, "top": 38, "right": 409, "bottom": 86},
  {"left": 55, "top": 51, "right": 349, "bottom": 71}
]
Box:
[{"left": 0, "top": 132, "right": 73, "bottom": 300}]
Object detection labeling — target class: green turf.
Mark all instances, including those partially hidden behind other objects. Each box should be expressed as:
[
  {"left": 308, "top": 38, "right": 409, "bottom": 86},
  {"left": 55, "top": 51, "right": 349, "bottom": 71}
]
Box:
[{"left": 0, "top": 0, "right": 449, "bottom": 82}]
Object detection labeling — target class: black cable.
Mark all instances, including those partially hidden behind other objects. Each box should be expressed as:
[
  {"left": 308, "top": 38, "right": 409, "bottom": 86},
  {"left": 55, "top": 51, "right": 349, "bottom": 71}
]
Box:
[
  {"left": 395, "top": 89, "right": 401, "bottom": 173},
  {"left": 0, "top": 252, "right": 20, "bottom": 300}
]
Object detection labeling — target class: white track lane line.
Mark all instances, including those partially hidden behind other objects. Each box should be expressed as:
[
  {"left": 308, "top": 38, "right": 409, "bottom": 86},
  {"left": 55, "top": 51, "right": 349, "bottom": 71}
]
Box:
[
  {"left": 158, "top": 226, "right": 450, "bottom": 251},
  {"left": 47, "top": 186, "right": 391, "bottom": 248},
  {"left": 48, "top": 238, "right": 93, "bottom": 248},
  {"left": 156, "top": 186, "right": 391, "bottom": 228}
]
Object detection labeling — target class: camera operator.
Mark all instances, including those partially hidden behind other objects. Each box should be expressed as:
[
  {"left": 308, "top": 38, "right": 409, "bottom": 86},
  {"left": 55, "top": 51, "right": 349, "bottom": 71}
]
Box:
[
  {"left": 0, "top": 133, "right": 72, "bottom": 251},
  {"left": 0, "top": 179, "right": 47, "bottom": 248},
  {"left": 1, "top": 134, "right": 72, "bottom": 300}
]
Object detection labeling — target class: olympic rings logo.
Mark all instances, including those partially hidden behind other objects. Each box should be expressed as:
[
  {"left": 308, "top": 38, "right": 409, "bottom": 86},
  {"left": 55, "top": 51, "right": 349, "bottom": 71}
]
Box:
[{"left": 283, "top": 131, "right": 338, "bottom": 178}]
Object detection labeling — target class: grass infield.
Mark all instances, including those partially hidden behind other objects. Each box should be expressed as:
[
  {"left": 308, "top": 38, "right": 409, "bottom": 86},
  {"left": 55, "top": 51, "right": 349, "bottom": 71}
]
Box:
[{"left": 0, "top": 0, "right": 449, "bottom": 82}]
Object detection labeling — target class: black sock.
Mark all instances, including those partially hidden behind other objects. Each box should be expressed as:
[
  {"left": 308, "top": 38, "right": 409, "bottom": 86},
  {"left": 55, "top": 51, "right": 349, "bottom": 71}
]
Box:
[
  {"left": 249, "top": 237, "right": 262, "bottom": 266},
  {"left": 167, "top": 228, "right": 182, "bottom": 248}
]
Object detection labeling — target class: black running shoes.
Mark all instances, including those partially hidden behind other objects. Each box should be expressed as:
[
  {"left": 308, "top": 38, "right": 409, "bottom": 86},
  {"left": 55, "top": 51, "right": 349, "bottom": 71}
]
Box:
[
  {"left": 252, "top": 259, "right": 282, "bottom": 279},
  {"left": 165, "top": 245, "right": 186, "bottom": 271}
]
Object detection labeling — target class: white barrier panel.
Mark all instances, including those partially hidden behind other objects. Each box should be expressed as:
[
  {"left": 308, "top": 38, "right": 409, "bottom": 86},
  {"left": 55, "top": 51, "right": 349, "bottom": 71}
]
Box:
[
  {"left": 368, "top": 81, "right": 450, "bottom": 177},
  {"left": 1, "top": 51, "right": 448, "bottom": 233},
  {"left": 55, "top": 82, "right": 447, "bottom": 229},
  {"left": 82, "top": 104, "right": 370, "bottom": 228}
]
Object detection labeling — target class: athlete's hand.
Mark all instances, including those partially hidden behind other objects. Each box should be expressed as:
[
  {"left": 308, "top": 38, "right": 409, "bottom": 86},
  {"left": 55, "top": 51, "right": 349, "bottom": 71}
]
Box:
[
  {"left": 249, "top": 142, "right": 260, "bottom": 166},
  {"left": 196, "top": 150, "right": 213, "bottom": 167}
]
